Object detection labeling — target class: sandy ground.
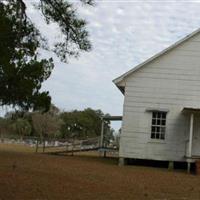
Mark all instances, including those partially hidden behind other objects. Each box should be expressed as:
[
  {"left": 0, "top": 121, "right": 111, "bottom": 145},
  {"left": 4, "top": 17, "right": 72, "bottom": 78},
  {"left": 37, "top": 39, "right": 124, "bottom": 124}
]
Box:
[{"left": 0, "top": 144, "right": 200, "bottom": 200}]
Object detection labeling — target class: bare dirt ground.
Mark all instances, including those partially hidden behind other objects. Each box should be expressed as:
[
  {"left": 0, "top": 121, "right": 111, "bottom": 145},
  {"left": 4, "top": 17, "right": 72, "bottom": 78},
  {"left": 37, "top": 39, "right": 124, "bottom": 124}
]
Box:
[{"left": 0, "top": 144, "right": 200, "bottom": 200}]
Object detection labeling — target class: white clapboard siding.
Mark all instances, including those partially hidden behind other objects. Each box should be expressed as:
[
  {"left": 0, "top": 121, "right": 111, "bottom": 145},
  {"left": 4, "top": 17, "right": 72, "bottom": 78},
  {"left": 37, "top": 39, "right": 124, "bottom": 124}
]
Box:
[{"left": 119, "top": 31, "right": 200, "bottom": 162}]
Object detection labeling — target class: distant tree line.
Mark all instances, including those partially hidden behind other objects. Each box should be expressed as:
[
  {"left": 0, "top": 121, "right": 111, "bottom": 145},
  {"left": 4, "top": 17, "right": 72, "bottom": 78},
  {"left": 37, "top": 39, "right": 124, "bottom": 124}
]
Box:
[{"left": 0, "top": 105, "right": 114, "bottom": 141}]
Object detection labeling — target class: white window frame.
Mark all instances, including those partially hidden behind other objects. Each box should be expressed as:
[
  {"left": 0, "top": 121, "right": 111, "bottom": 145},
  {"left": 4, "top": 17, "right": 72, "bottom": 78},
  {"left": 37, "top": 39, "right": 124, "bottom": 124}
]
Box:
[{"left": 151, "top": 111, "right": 167, "bottom": 140}]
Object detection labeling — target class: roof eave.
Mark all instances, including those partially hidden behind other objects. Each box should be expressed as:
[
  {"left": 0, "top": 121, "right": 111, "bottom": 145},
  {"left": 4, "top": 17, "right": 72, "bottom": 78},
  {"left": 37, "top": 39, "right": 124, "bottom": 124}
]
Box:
[{"left": 112, "top": 79, "right": 125, "bottom": 94}]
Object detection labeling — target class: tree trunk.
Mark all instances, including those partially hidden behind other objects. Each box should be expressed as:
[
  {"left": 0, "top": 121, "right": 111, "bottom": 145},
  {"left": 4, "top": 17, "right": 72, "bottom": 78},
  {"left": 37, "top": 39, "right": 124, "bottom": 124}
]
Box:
[
  {"left": 42, "top": 138, "right": 45, "bottom": 153},
  {"left": 0, "top": 129, "right": 2, "bottom": 143}
]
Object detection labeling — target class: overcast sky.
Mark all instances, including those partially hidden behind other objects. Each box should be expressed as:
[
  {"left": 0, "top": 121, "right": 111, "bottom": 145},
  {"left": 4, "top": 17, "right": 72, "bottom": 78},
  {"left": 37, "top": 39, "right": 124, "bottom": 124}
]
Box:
[{"left": 2, "top": 0, "right": 200, "bottom": 129}]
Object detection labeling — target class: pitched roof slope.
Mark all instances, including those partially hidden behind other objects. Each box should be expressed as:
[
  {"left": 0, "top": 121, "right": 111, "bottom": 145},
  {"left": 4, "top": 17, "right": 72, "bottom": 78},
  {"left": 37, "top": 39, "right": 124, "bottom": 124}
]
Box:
[{"left": 113, "top": 27, "right": 200, "bottom": 86}]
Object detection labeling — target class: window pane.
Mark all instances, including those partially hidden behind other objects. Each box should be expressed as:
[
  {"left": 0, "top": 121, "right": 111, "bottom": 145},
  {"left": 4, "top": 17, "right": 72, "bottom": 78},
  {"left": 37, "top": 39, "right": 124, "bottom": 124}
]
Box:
[
  {"left": 156, "top": 134, "right": 160, "bottom": 139},
  {"left": 157, "top": 119, "right": 161, "bottom": 125},
  {"left": 151, "top": 126, "right": 156, "bottom": 133},
  {"left": 162, "top": 112, "right": 166, "bottom": 119},
  {"left": 157, "top": 112, "right": 161, "bottom": 118},
  {"left": 153, "top": 112, "right": 157, "bottom": 118},
  {"left": 161, "top": 127, "right": 165, "bottom": 134},
  {"left": 151, "top": 133, "right": 155, "bottom": 139},
  {"left": 161, "top": 134, "right": 165, "bottom": 139},
  {"left": 156, "top": 127, "right": 160, "bottom": 133},
  {"left": 161, "top": 120, "right": 166, "bottom": 125},
  {"left": 152, "top": 119, "right": 156, "bottom": 125}
]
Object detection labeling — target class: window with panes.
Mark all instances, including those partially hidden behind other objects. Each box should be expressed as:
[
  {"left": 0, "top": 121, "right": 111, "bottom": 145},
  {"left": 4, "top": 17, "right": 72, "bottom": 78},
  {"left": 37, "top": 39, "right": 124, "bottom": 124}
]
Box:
[{"left": 151, "top": 111, "right": 166, "bottom": 140}]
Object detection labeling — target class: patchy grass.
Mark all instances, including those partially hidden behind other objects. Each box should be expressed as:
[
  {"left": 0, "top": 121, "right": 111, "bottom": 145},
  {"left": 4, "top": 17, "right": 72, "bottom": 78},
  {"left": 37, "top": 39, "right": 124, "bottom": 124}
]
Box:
[{"left": 0, "top": 144, "right": 200, "bottom": 200}]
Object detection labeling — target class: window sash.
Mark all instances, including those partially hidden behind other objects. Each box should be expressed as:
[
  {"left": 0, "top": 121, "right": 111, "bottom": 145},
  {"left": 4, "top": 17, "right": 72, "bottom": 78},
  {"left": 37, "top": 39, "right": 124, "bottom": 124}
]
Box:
[{"left": 151, "top": 111, "right": 166, "bottom": 140}]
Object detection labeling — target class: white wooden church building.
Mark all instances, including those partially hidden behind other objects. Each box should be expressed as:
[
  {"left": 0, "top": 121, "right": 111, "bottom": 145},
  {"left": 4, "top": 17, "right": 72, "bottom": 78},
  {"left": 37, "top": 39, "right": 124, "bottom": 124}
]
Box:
[{"left": 113, "top": 28, "right": 200, "bottom": 171}]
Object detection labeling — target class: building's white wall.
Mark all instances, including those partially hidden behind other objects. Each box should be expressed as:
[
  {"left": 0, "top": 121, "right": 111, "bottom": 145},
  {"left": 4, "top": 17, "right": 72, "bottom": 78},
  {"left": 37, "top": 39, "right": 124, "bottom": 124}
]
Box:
[{"left": 120, "top": 33, "right": 200, "bottom": 161}]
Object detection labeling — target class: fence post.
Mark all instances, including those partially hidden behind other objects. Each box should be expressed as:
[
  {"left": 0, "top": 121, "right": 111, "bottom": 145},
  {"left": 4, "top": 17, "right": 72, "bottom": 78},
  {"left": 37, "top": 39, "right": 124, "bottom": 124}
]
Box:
[
  {"left": 66, "top": 141, "right": 68, "bottom": 152},
  {"left": 71, "top": 137, "right": 74, "bottom": 156},
  {"left": 80, "top": 140, "right": 82, "bottom": 153},
  {"left": 104, "top": 150, "right": 106, "bottom": 158},
  {"left": 35, "top": 138, "right": 39, "bottom": 153}
]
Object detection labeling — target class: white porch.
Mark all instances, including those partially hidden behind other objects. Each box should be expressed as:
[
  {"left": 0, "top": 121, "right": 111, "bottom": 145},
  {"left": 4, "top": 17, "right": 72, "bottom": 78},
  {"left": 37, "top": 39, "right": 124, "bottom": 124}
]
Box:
[{"left": 183, "top": 107, "right": 200, "bottom": 172}]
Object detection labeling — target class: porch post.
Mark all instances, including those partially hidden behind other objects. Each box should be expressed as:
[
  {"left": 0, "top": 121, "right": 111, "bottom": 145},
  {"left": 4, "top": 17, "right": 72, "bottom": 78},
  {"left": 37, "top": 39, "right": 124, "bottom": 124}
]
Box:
[
  {"left": 100, "top": 119, "right": 104, "bottom": 148},
  {"left": 188, "top": 113, "right": 194, "bottom": 173},
  {"left": 188, "top": 113, "right": 194, "bottom": 158}
]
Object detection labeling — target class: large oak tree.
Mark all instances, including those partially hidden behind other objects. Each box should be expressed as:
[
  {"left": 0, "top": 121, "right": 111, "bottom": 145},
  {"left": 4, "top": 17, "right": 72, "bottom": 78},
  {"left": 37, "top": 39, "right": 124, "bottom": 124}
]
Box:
[{"left": 0, "top": 0, "right": 93, "bottom": 112}]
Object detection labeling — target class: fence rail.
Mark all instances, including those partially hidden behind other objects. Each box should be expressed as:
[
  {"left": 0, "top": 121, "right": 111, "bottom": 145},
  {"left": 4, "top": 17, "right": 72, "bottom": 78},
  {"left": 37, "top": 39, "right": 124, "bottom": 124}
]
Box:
[{"left": 0, "top": 136, "right": 119, "bottom": 157}]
